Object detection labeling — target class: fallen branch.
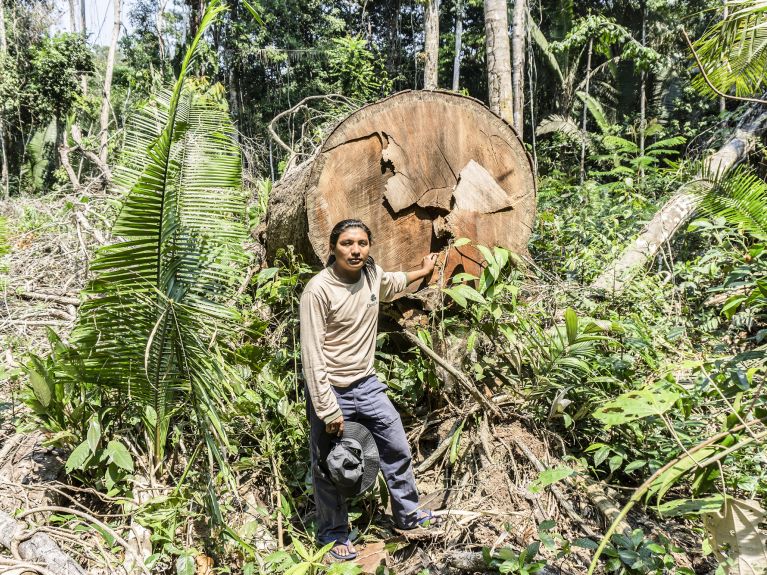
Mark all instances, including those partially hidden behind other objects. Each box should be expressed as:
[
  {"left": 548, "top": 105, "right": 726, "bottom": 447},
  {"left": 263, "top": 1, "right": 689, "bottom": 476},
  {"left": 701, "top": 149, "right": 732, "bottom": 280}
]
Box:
[
  {"left": 0, "top": 511, "right": 85, "bottom": 575},
  {"left": 403, "top": 330, "right": 503, "bottom": 417}
]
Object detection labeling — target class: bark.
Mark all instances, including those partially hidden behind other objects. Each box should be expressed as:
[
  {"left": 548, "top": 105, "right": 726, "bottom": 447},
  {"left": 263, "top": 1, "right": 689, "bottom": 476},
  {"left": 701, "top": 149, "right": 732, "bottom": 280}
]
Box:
[
  {"left": 67, "top": 0, "right": 77, "bottom": 32},
  {"left": 511, "top": 0, "right": 526, "bottom": 137},
  {"left": 99, "top": 0, "right": 121, "bottom": 167},
  {"left": 579, "top": 37, "right": 593, "bottom": 185},
  {"left": 0, "top": 0, "right": 6, "bottom": 52},
  {"left": 452, "top": 0, "right": 463, "bottom": 91},
  {"left": 424, "top": 0, "right": 439, "bottom": 90},
  {"left": 484, "top": 0, "right": 514, "bottom": 124},
  {"left": 592, "top": 103, "right": 767, "bottom": 293},
  {"left": 264, "top": 91, "right": 536, "bottom": 281}
]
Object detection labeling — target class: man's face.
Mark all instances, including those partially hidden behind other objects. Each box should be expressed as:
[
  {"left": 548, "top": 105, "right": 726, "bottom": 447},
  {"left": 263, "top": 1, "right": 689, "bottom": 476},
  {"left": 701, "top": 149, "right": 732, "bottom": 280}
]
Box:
[{"left": 332, "top": 227, "right": 370, "bottom": 276}]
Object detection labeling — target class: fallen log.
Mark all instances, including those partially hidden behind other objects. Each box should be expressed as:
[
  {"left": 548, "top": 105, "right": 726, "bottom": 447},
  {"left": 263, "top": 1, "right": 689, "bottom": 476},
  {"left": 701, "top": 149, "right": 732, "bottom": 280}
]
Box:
[
  {"left": 264, "top": 90, "right": 536, "bottom": 280},
  {"left": 592, "top": 102, "right": 767, "bottom": 294}
]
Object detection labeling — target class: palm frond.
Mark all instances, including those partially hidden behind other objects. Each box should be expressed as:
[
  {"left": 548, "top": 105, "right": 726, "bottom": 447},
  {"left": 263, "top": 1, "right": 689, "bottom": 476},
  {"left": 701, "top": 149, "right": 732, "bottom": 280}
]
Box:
[
  {"left": 575, "top": 90, "right": 610, "bottom": 133},
  {"left": 697, "top": 165, "right": 767, "bottom": 240},
  {"left": 693, "top": 0, "right": 767, "bottom": 97},
  {"left": 536, "top": 114, "right": 589, "bottom": 145}
]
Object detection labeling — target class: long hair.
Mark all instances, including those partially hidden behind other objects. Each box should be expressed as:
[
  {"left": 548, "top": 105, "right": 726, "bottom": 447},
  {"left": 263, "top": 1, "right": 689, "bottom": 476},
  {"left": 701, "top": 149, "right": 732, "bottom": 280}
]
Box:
[{"left": 326, "top": 219, "right": 377, "bottom": 286}]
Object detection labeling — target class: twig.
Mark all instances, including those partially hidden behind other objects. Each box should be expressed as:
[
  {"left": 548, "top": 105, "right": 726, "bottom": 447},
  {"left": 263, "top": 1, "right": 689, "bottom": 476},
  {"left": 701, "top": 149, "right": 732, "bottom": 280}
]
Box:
[
  {"left": 416, "top": 418, "right": 464, "bottom": 473},
  {"left": 14, "top": 291, "right": 81, "bottom": 306},
  {"left": 402, "top": 330, "right": 502, "bottom": 417},
  {"left": 267, "top": 94, "right": 354, "bottom": 155}
]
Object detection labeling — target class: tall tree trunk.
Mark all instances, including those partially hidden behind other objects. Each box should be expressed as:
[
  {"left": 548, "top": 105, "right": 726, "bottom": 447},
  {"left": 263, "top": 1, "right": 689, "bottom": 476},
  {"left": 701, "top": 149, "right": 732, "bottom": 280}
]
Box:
[
  {"left": 592, "top": 103, "right": 767, "bottom": 294},
  {"left": 579, "top": 37, "right": 593, "bottom": 185},
  {"left": 79, "top": 0, "right": 86, "bottom": 38},
  {"left": 484, "top": 0, "right": 513, "bottom": 124},
  {"left": 67, "top": 0, "right": 77, "bottom": 32},
  {"left": 452, "top": 0, "right": 463, "bottom": 91},
  {"left": 424, "top": 0, "right": 439, "bottom": 89},
  {"left": 639, "top": 0, "right": 647, "bottom": 182},
  {"left": 1, "top": 0, "right": 9, "bottom": 198},
  {"left": 511, "top": 0, "right": 525, "bottom": 136},
  {"left": 99, "top": 0, "right": 121, "bottom": 167},
  {"left": 157, "top": 0, "right": 168, "bottom": 63}
]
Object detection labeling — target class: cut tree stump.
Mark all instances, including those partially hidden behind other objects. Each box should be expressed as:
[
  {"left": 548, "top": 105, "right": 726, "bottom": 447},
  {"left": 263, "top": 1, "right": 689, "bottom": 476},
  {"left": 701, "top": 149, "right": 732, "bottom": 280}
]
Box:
[{"left": 265, "top": 90, "right": 536, "bottom": 280}]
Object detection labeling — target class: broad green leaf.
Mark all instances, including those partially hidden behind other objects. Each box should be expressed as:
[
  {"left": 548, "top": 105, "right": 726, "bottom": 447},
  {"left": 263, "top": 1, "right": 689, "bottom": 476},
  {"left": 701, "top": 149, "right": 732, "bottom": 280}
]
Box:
[
  {"left": 285, "top": 562, "right": 311, "bottom": 575},
  {"left": 452, "top": 284, "right": 487, "bottom": 305},
  {"left": 176, "top": 553, "right": 196, "bottom": 575},
  {"left": 443, "top": 287, "right": 467, "bottom": 308},
  {"left": 87, "top": 420, "right": 101, "bottom": 453},
  {"left": 292, "top": 538, "right": 310, "bottom": 561},
  {"left": 28, "top": 367, "right": 52, "bottom": 408},
  {"left": 476, "top": 245, "right": 498, "bottom": 277},
  {"left": 106, "top": 440, "right": 134, "bottom": 472},
  {"left": 647, "top": 447, "right": 718, "bottom": 503},
  {"left": 529, "top": 467, "right": 573, "bottom": 493},
  {"left": 454, "top": 237, "right": 472, "bottom": 247},
  {"left": 564, "top": 308, "right": 578, "bottom": 345},
  {"left": 624, "top": 459, "right": 647, "bottom": 473},
  {"left": 452, "top": 272, "right": 479, "bottom": 283},
  {"left": 65, "top": 441, "right": 92, "bottom": 473},
  {"left": 593, "top": 385, "right": 680, "bottom": 428}
]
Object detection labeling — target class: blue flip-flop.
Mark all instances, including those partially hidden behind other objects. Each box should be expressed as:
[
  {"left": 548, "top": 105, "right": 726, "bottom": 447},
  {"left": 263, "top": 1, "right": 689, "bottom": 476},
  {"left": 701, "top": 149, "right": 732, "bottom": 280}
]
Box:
[{"left": 326, "top": 538, "right": 358, "bottom": 561}]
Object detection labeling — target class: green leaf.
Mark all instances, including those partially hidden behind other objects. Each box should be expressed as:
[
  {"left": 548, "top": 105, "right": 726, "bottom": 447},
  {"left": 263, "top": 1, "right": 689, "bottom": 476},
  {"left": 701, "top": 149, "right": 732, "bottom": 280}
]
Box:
[
  {"left": 593, "top": 384, "right": 680, "bottom": 428},
  {"left": 292, "top": 538, "right": 310, "bottom": 561},
  {"left": 105, "top": 440, "right": 134, "bottom": 472},
  {"left": 65, "top": 441, "right": 92, "bottom": 473},
  {"left": 176, "top": 552, "right": 196, "bottom": 575},
  {"left": 453, "top": 237, "right": 472, "bottom": 247},
  {"left": 573, "top": 537, "right": 598, "bottom": 550},
  {"left": 449, "top": 420, "right": 465, "bottom": 465},
  {"left": 87, "top": 419, "right": 101, "bottom": 453},
  {"left": 443, "top": 287, "right": 467, "bottom": 308},
  {"left": 529, "top": 467, "right": 573, "bottom": 493},
  {"left": 28, "top": 363, "right": 52, "bottom": 408},
  {"left": 656, "top": 495, "right": 725, "bottom": 517},
  {"left": 624, "top": 459, "right": 647, "bottom": 473},
  {"left": 564, "top": 308, "right": 578, "bottom": 345}
]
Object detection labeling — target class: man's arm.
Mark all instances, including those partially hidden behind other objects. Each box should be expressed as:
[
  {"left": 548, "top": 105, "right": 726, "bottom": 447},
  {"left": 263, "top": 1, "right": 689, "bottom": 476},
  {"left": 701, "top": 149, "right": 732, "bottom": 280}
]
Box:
[{"left": 405, "top": 253, "right": 438, "bottom": 284}]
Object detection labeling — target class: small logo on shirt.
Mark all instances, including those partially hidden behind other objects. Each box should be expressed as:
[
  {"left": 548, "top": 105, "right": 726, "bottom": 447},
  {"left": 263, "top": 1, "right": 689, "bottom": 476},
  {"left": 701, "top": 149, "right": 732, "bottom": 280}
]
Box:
[{"left": 367, "top": 294, "right": 377, "bottom": 308}]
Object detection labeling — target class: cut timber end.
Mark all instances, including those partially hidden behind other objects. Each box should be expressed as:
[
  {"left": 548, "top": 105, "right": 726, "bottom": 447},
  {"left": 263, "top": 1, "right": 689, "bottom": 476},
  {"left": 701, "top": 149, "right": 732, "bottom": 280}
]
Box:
[{"left": 267, "top": 90, "right": 536, "bottom": 278}]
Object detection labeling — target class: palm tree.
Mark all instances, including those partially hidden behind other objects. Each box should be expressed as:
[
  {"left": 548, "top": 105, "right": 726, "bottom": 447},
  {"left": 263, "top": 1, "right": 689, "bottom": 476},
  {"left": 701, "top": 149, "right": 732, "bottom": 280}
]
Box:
[{"left": 68, "top": 0, "right": 247, "bottom": 478}]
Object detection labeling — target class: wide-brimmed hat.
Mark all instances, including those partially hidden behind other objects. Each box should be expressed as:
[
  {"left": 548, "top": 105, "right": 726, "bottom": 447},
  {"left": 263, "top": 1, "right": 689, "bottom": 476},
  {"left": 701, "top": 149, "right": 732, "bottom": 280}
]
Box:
[{"left": 318, "top": 421, "right": 380, "bottom": 498}]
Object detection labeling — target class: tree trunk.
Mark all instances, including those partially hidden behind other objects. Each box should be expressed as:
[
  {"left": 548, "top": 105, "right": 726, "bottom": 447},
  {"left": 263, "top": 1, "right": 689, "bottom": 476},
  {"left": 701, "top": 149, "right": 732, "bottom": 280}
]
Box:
[
  {"left": 592, "top": 103, "right": 767, "bottom": 293},
  {"left": 452, "top": 0, "right": 463, "bottom": 91},
  {"left": 79, "top": 0, "right": 86, "bottom": 38},
  {"left": 0, "top": 0, "right": 7, "bottom": 198},
  {"left": 484, "top": 0, "right": 514, "bottom": 124},
  {"left": 639, "top": 0, "right": 647, "bottom": 182},
  {"left": 424, "top": 0, "right": 439, "bottom": 90},
  {"left": 720, "top": 0, "right": 728, "bottom": 114},
  {"left": 98, "top": 0, "right": 121, "bottom": 167},
  {"left": 511, "top": 0, "right": 525, "bottom": 137},
  {"left": 67, "top": 0, "right": 77, "bottom": 32},
  {"left": 579, "top": 37, "right": 593, "bottom": 185},
  {"left": 264, "top": 91, "right": 536, "bottom": 281}
]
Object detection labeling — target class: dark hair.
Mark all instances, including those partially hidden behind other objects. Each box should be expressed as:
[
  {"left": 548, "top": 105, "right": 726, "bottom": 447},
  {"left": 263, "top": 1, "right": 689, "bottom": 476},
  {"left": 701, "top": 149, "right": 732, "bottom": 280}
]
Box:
[{"left": 326, "top": 219, "right": 377, "bottom": 286}]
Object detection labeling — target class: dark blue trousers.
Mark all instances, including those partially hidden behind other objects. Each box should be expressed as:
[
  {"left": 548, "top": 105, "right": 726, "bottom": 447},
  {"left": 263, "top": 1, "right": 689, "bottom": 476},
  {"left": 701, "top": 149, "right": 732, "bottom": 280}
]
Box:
[{"left": 307, "top": 374, "right": 421, "bottom": 544}]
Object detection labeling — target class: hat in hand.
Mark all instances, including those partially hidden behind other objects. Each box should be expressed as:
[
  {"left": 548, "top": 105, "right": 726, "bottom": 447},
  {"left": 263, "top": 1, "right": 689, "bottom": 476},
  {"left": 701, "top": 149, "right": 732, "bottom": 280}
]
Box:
[{"left": 321, "top": 421, "right": 380, "bottom": 498}]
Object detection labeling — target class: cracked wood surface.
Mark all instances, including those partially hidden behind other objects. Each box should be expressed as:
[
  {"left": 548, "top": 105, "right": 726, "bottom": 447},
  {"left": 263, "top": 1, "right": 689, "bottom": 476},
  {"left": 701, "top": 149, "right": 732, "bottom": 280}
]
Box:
[{"left": 282, "top": 90, "right": 536, "bottom": 279}]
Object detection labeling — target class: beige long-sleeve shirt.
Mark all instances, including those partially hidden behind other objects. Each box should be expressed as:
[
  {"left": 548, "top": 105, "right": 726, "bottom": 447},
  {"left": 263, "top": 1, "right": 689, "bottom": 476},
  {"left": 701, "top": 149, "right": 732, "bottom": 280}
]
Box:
[{"left": 300, "top": 264, "right": 408, "bottom": 423}]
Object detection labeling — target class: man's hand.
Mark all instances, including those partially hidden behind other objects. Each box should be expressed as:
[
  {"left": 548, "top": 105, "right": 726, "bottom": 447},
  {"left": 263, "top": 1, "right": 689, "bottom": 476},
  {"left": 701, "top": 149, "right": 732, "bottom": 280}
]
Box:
[
  {"left": 421, "top": 252, "right": 438, "bottom": 273},
  {"left": 325, "top": 415, "right": 344, "bottom": 436}
]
